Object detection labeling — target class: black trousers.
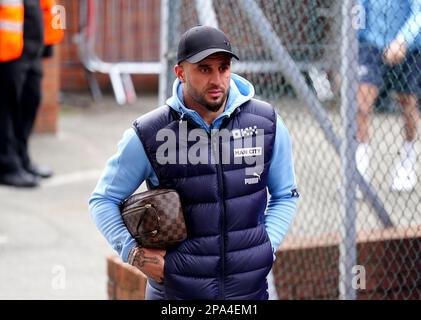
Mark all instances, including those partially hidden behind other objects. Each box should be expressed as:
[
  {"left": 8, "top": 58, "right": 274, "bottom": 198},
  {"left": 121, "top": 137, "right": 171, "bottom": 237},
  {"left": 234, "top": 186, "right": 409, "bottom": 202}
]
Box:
[{"left": 0, "top": 57, "right": 42, "bottom": 175}]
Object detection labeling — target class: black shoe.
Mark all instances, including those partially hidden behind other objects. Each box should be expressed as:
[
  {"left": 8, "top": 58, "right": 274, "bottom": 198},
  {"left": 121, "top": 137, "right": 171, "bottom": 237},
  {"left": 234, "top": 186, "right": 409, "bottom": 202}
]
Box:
[
  {"left": 25, "top": 163, "right": 53, "bottom": 179},
  {"left": 0, "top": 170, "right": 40, "bottom": 188}
]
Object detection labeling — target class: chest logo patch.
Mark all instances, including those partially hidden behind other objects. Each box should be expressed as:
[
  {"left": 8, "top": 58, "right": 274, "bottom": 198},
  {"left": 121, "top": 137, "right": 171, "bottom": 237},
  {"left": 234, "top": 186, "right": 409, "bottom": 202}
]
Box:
[{"left": 234, "top": 147, "right": 262, "bottom": 158}]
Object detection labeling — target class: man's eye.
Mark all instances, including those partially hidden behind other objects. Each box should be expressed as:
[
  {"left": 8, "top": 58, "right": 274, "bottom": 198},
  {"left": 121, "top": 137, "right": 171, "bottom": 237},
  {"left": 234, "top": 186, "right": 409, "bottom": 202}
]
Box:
[{"left": 200, "top": 68, "right": 209, "bottom": 73}]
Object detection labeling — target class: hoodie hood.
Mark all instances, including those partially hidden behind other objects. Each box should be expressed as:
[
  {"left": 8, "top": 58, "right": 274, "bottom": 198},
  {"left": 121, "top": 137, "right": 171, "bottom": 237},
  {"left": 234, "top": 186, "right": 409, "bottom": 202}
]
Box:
[{"left": 166, "top": 73, "right": 255, "bottom": 131}]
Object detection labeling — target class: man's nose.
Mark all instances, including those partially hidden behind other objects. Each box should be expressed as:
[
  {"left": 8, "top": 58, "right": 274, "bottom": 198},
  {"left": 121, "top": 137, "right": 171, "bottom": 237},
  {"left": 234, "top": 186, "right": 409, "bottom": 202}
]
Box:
[{"left": 209, "top": 71, "right": 222, "bottom": 86}]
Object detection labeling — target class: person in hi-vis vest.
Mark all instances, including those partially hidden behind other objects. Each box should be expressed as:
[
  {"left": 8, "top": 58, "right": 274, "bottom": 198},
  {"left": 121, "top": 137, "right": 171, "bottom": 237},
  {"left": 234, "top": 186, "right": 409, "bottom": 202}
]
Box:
[{"left": 0, "top": 0, "right": 63, "bottom": 187}]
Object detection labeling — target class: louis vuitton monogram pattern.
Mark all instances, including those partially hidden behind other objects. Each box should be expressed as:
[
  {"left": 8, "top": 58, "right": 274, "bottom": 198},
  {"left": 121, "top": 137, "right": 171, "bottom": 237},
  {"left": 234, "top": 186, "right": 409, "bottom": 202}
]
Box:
[{"left": 121, "top": 189, "right": 187, "bottom": 249}]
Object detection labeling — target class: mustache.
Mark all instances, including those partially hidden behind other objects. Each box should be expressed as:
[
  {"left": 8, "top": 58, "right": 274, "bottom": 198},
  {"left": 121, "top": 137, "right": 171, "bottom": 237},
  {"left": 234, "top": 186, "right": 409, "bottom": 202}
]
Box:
[{"left": 206, "top": 86, "right": 225, "bottom": 91}]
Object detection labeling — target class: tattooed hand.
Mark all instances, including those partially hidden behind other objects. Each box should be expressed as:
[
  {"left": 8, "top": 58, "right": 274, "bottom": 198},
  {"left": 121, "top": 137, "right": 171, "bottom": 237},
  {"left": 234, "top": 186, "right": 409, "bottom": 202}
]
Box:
[{"left": 128, "top": 246, "right": 166, "bottom": 283}]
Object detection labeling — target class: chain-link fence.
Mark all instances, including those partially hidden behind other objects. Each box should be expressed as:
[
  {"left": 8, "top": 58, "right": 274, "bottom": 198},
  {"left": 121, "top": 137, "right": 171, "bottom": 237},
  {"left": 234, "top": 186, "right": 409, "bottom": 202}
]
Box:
[{"left": 161, "top": 0, "right": 421, "bottom": 299}]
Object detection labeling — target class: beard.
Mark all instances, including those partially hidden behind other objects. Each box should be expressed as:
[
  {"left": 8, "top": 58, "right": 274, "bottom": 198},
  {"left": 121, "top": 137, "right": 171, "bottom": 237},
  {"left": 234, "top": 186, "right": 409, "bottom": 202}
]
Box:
[{"left": 186, "top": 84, "right": 228, "bottom": 112}]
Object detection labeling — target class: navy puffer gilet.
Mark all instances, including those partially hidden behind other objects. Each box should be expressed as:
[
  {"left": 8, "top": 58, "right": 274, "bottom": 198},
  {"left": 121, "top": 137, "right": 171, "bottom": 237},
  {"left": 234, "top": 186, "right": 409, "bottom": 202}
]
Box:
[{"left": 133, "top": 98, "right": 276, "bottom": 300}]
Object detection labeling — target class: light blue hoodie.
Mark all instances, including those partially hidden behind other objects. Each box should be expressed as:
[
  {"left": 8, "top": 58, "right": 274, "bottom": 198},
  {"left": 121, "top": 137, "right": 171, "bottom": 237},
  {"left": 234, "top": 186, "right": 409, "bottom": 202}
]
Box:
[
  {"left": 359, "top": 0, "right": 421, "bottom": 49},
  {"left": 89, "top": 74, "right": 298, "bottom": 262}
]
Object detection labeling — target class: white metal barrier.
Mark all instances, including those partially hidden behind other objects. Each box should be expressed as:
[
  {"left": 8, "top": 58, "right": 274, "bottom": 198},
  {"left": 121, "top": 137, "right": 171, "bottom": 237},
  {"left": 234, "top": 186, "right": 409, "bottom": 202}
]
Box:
[{"left": 76, "top": 0, "right": 163, "bottom": 105}]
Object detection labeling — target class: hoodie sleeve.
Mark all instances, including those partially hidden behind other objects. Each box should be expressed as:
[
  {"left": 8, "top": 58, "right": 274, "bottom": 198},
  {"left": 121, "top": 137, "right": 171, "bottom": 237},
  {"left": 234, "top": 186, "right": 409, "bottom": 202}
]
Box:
[
  {"left": 265, "top": 115, "right": 299, "bottom": 260},
  {"left": 88, "top": 128, "right": 158, "bottom": 262},
  {"left": 395, "top": 0, "right": 421, "bottom": 47}
]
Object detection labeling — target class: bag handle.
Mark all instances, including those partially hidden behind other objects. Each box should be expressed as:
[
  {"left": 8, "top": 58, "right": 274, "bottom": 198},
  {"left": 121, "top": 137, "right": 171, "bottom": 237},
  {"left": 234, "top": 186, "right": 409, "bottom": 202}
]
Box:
[{"left": 135, "top": 204, "right": 160, "bottom": 239}]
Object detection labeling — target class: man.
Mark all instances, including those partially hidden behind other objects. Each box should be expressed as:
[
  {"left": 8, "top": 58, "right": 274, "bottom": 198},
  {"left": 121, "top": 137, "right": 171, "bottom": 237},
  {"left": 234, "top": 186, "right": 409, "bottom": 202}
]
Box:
[
  {"left": 357, "top": 0, "right": 421, "bottom": 192},
  {"left": 89, "top": 26, "right": 299, "bottom": 300},
  {"left": 0, "top": 0, "right": 63, "bottom": 188}
]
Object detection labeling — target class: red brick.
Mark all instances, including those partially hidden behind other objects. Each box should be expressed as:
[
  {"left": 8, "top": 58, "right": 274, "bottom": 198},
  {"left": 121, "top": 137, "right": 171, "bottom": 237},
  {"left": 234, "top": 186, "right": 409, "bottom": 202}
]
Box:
[
  {"left": 34, "top": 47, "right": 61, "bottom": 134},
  {"left": 115, "top": 286, "right": 133, "bottom": 300},
  {"left": 357, "top": 291, "right": 387, "bottom": 300},
  {"left": 396, "top": 268, "right": 421, "bottom": 289},
  {"left": 107, "top": 280, "right": 116, "bottom": 300},
  {"left": 129, "top": 289, "right": 146, "bottom": 300},
  {"left": 294, "top": 281, "right": 315, "bottom": 299},
  {"left": 314, "top": 274, "right": 338, "bottom": 299},
  {"left": 114, "top": 285, "right": 145, "bottom": 300},
  {"left": 273, "top": 236, "right": 421, "bottom": 299},
  {"left": 107, "top": 255, "right": 148, "bottom": 299},
  {"left": 107, "top": 255, "right": 120, "bottom": 281},
  {"left": 357, "top": 241, "right": 386, "bottom": 264},
  {"left": 364, "top": 264, "right": 393, "bottom": 292},
  {"left": 115, "top": 261, "right": 131, "bottom": 288},
  {"left": 277, "top": 283, "right": 295, "bottom": 300},
  {"left": 387, "top": 289, "right": 421, "bottom": 300},
  {"left": 113, "top": 260, "right": 147, "bottom": 291}
]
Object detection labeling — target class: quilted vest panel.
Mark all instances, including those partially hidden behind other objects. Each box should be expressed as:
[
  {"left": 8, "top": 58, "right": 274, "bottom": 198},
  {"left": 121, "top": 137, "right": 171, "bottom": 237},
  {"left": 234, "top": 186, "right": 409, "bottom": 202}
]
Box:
[{"left": 133, "top": 99, "right": 276, "bottom": 300}]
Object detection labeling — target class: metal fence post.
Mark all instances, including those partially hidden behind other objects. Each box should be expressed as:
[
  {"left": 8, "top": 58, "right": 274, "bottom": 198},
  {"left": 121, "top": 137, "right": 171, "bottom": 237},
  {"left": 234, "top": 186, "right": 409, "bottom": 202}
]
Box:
[
  {"left": 339, "top": 0, "right": 359, "bottom": 300},
  {"left": 196, "top": 0, "right": 219, "bottom": 28},
  {"left": 159, "top": 0, "right": 169, "bottom": 106}
]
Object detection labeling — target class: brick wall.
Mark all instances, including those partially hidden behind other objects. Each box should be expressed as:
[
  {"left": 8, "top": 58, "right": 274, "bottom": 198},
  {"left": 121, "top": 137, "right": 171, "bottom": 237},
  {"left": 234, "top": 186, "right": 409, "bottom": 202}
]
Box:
[
  {"left": 274, "top": 230, "right": 421, "bottom": 300},
  {"left": 35, "top": 0, "right": 160, "bottom": 133},
  {"left": 34, "top": 47, "right": 61, "bottom": 134},
  {"left": 107, "top": 230, "right": 421, "bottom": 300},
  {"left": 107, "top": 255, "right": 147, "bottom": 300},
  {"left": 59, "top": 0, "right": 87, "bottom": 91}
]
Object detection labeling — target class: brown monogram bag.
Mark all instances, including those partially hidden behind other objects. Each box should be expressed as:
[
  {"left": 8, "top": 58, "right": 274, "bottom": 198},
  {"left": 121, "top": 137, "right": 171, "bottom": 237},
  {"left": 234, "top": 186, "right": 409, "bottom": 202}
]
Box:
[{"left": 120, "top": 189, "right": 187, "bottom": 249}]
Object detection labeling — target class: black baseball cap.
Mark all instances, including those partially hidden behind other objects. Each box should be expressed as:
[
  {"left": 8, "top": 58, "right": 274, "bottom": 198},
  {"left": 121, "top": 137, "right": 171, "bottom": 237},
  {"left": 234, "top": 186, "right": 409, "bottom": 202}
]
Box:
[{"left": 177, "top": 25, "right": 239, "bottom": 64}]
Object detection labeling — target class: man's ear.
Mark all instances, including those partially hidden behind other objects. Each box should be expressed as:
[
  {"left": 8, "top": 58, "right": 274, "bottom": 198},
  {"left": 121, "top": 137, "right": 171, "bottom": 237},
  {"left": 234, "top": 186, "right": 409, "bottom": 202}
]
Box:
[{"left": 174, "top": 64, "right": 186, "bottom": 83}]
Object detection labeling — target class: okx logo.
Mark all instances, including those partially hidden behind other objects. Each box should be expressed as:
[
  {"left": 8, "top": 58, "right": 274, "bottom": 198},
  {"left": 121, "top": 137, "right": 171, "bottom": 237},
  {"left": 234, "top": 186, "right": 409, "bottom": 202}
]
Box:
[{"left": 232, "top": 126, "right": 259, "bottom": 140}]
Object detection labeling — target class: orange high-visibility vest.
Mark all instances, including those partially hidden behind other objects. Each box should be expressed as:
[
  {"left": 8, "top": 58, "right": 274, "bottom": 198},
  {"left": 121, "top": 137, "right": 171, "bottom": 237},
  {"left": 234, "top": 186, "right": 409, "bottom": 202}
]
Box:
[
  {"left": 40, "top": 0, "right": 63, "bottom": 45},
  {"left": 0, "top": 0, "right": 24, "bottom": 62}
]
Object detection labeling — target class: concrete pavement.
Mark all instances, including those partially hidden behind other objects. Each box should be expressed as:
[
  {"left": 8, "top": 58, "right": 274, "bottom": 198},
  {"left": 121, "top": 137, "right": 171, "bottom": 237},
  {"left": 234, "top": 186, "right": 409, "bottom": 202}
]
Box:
[{"left": 0, "top": 94, "right": 158, "bottom": 299}]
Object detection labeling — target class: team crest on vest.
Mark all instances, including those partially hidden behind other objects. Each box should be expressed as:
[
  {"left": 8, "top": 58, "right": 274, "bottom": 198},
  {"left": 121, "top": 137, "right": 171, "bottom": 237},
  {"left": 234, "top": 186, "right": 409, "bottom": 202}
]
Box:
[{"left": 232, "top": 126, "right": 259, "bottom": 140}]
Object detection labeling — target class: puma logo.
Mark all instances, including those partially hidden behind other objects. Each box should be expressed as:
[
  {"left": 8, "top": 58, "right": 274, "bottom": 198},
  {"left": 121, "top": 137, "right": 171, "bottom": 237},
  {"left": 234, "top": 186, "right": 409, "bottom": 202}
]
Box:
[{"left": 245, "top": 172, "right": 261, "bottom": 185}]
